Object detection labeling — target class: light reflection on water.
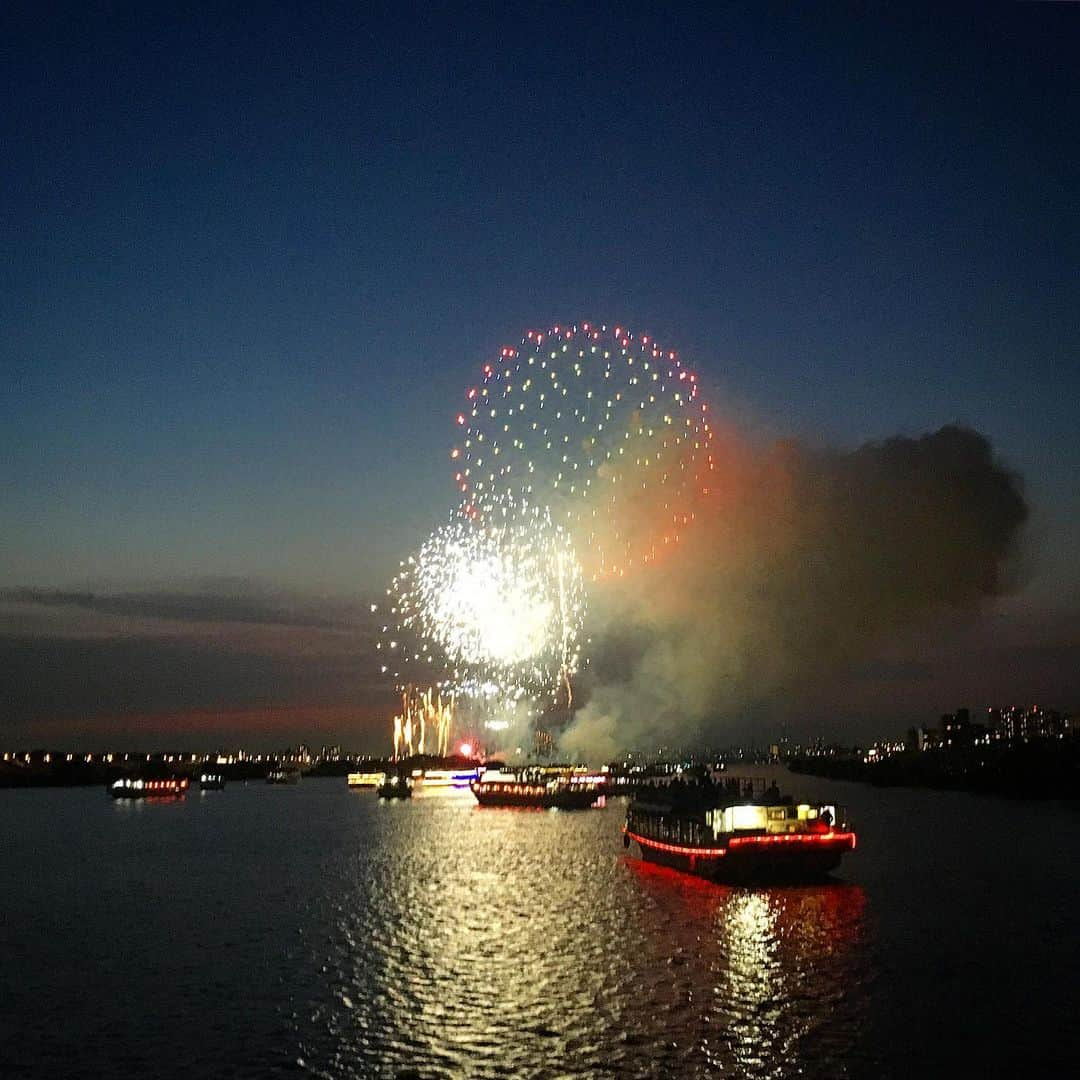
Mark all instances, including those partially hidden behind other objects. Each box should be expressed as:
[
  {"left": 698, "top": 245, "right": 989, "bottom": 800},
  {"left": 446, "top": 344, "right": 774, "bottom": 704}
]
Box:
[
  {"left": 3, "top": 775, "right": 1078, "bottom": 1078},
  {"left": 287, "top": 794, "right": 868, "bottom": 1079}
]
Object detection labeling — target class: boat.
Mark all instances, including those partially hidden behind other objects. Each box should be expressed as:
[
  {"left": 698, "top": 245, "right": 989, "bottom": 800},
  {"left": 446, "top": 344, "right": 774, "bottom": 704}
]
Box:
[
  {"left": 347, "top": 771, "right": 386, "bottom": 788},
  {"left": 413, "top": 768, "right": 479, "bottom": 789},
  {"left": 199, "top": 772, "right": 226, "bottom": 790},
  {"left": 108, "top": 776, "right": 189, "bottom": 799},
  {"left": 377, "top": 773, "right": 413, "bottom": 799},
  {"left": 470, "top": 769, "right": 604, "bottom": 809},
  {"left": 267, "top": 767, "right": 301, "bottom": 784},
  {"left": 623, "top": 777, "right": 856, "bottom": 883}
]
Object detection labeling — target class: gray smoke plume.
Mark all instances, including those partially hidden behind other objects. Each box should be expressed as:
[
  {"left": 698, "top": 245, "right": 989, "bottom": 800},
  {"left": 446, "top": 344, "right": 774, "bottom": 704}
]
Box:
[{"left": 559, "top": 425, "right": 1029, "bottom": 760}]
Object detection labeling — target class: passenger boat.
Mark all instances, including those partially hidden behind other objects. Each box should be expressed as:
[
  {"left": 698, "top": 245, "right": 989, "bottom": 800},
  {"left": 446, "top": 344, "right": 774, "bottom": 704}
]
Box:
[
  {"left": 267, "top": 767, "right": 301, "bottom": 784},
  {"left": 377, "top": 773, "right": 413, "bottom": 799},
  {"left": 414, "top": 768, "right": 479, "bottom": 789},
  {"left": 199, "top": 772, "right": 226, "bottom": 790},
  {"left": 108, "top": 776, "right": 189, "bottom": 799},
  {"left": 623, "top": 778, "right": 856, "bottom": 883},
  {"left": 470, "top": 769, "right": 604, "bottom": 809}
]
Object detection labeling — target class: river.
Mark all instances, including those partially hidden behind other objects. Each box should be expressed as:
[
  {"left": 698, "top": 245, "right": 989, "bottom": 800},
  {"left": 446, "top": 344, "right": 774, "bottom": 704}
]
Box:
[{"left": 2, "top": 769, "right": 1077, "bottom": 1077}]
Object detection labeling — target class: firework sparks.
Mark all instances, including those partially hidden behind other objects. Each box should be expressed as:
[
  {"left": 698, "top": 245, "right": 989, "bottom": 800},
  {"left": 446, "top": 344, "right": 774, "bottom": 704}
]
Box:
[
  {"left": 451, "top": 322, "right": 715, "bottom": 578},
  {"left": 385, "top": 499, "right": 585, "bottom": 710},
  {"left": 380, "top": 320, "right": 712, "bottom": 753},
  {"left": 392, "top": 686, "right": 455, "bottom": 759}
]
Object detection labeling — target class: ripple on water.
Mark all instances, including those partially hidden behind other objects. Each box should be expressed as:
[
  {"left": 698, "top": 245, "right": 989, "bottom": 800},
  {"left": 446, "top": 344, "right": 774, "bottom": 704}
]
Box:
[{"left": 289, "top": 797, "right": 869, "bottom": 1079}]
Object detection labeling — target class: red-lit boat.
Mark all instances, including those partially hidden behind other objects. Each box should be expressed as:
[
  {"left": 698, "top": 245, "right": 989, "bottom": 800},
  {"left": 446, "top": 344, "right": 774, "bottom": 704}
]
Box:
[
  {"left": 471, "top": 769, "right": 604, "bottom": 809},
  {"left": 623, "top": 783, "right": 856, "bottom": 883},
  {"left": 108, "top": 776, "right": 189, "bottom": 799}
]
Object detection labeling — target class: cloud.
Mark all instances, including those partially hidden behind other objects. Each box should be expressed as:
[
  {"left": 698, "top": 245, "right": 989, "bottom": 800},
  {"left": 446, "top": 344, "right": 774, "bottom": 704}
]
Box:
[
  {"left": 0, "top": 580, "right": 394, "bottom": 748},
  {"left": 0, "top": 583, "right": 359, "bottom": 630}
]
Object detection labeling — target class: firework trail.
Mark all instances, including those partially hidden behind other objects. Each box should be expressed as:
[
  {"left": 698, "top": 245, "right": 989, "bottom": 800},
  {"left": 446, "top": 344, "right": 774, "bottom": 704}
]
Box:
[{"left": 392, "top": 686, "right": 454, "bottom": 759}]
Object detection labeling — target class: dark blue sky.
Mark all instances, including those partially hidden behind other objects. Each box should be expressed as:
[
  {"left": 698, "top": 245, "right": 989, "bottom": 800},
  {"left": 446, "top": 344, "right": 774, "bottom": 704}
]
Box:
[{"left": 2, "top": 3, "right": 1078, "bottom": 746}]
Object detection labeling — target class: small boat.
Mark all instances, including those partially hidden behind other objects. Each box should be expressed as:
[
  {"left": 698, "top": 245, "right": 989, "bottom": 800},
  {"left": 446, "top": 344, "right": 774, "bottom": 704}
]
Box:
[
  {"left": 347, "top": 771, "right": 386, "bottom": 788},
  {"left": 108, "top": 776, "right": 189, "bottom": 799},
  {"left": 267, "top": 767, "right": 301, "bottom": 784},
  {"left": 623, "top": 778, "right": 856, "bottom": 883},
  {"left": 199, "top": 772, "right": 226, "bottom": 790},
  {"left": 470, "top": 769, "right": 604, "bottom": 809},
  {"left": 377, "top": 773, "right": 413, "bottom": 799}
]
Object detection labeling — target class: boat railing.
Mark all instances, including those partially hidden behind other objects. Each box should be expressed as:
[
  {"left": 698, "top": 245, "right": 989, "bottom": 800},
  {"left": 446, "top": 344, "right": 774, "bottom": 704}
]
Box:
[{"left": 627, "top": 807, "right": 710, "bottom": 847}]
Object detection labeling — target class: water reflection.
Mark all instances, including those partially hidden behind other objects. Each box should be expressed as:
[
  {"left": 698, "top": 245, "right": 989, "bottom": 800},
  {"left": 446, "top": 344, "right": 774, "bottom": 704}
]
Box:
[
  {"left": 625, "top": 859, "right": 868, "bottom": 1077},
  {"left": 714, "top": 886, "right": 867, "bottom": 1076},
  {"left": 291, "top": 800, "right": 870, "bottom": 1079},
  {"left": 7, "top": 775, "right": 1079, "bottom": 1078}
]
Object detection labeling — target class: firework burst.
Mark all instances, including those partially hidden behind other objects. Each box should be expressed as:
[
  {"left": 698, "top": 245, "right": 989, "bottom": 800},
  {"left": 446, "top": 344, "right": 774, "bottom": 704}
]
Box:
[
  {"left": 451, "top": 322, "right": 715, "bottom": 578},
  {"left": 384, "top": 498, "right": 585, "bottom": 709},
  {"left": 379, "top": 321, "right": 711, "bottom": 751}
]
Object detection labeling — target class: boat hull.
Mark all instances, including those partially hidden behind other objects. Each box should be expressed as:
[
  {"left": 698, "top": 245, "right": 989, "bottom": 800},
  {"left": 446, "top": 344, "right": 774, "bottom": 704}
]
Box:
[
  {"left": 108, "top": 779, "right": 188, "bottom": 799},
  {"left": 472, "top": 788, "right": 600, "bottom": 810},
  {"left": 627, "top": 830, "right": 854, "bottom": 883}
]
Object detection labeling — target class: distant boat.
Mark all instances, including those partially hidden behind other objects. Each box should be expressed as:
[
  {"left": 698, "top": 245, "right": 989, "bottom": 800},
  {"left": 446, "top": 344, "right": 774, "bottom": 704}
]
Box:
[
  {"left": 414, "top": 768, "right": 478, "bottom": 789},
  {"left": 377, "top": 773, "right": 413, "bottom": 799},
  {"left": 199, "top": 773, "right": 226, "bottom": 791},
  {"left": 108, "top": 776, "right": 189, "bottom": 799},
  {"left": 623, "top": 780, "right": 856, "bottom": 883},
  {"left": 347, "top": 771, "right": 386, "bottom": 788},
  {"left": 267, "top": 768, "right": 301, "bottom": 785},
  {"left": 470, "top": 769, "right": 604, "bottom": 809}
]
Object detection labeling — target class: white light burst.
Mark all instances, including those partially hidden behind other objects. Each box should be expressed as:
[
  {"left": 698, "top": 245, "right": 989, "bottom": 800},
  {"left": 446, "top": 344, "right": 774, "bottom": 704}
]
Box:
[{"left": 388, "top": 499, "right": 585, "bottom": 706}]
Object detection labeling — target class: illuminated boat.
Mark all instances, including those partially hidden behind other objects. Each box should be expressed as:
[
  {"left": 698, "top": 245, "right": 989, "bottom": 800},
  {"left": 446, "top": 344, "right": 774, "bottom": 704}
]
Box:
[
  {"left": 623, "top": 784, "right": 856, "bottom": 883},
  {"left": 199, "top": 773, "right": 226, "bottom": 790},
  {"left": 347, "top": 771, "right": 386, "bottom": 788},
  {"left": 108, "top": 776, "right": 189, "bottom": 799},
  {"left": 412, "top": 768, "right": 479, "bottom": 789},
  {"left": 267, "top": 767, "right": 301, "bottom": 784},
  {"left": 470, "top": 769, "right": 604, "bottom": 809},
  {"left": 377, "top": 773, "right": 413, "bottom": 799}
]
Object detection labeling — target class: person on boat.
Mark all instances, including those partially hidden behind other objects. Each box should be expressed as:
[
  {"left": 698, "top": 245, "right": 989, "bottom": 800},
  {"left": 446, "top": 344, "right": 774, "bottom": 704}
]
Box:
[{"left": 762, "top": 781, "right": 782, "bottom": 804}]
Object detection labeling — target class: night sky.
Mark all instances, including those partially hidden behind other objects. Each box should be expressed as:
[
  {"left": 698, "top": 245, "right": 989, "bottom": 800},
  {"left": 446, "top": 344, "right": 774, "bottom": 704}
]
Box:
[{"left": 3, "top": 3, "right": 1078, "bottom": 751}]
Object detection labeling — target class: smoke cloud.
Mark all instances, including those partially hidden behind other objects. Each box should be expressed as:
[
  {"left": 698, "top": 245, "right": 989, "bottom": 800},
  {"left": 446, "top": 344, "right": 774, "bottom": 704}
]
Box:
[{"left": 560, "top": 424, "right": 1029, "bottom": 760}]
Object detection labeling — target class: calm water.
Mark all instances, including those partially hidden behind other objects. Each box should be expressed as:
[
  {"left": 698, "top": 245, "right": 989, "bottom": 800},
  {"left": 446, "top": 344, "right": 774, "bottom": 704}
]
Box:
[{"left": 2, "top": 770, "right": 1078, "bottom": 1078}]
